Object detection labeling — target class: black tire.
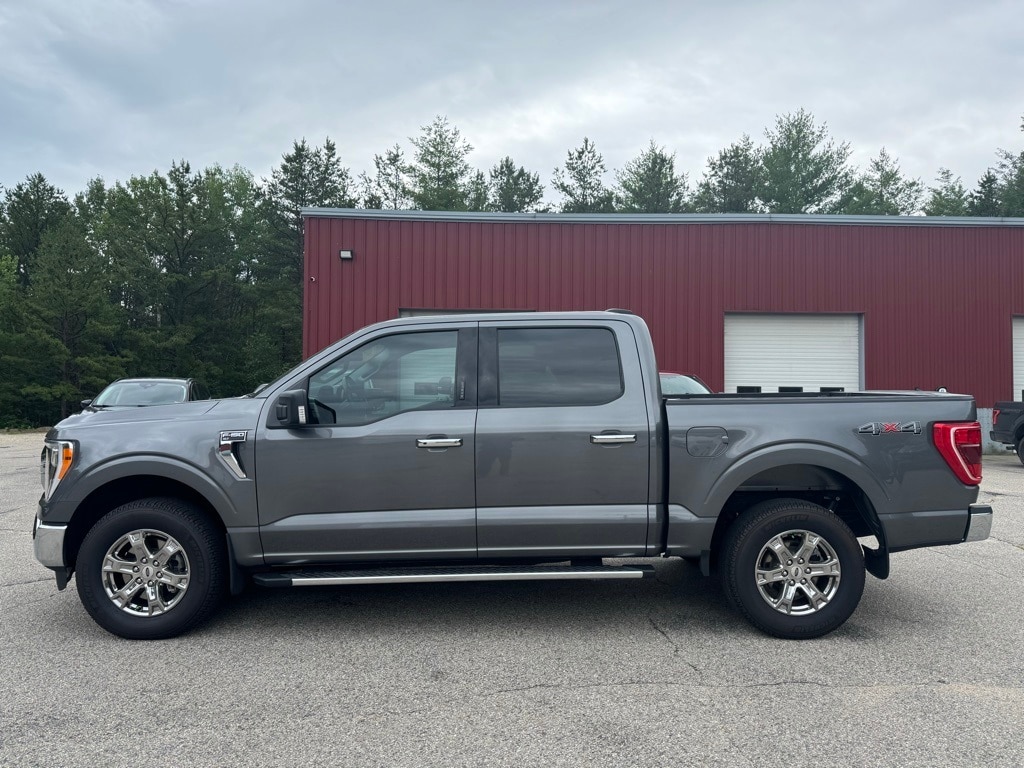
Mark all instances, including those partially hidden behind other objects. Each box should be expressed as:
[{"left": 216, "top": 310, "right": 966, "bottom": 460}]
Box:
[
  {"left": 76, "top": 497, "right": 226, "bottom": 640},
  {"left": 1015, "top": 436, "right": 1024, "bottom": 467},
  {"left": 721, "top": 498, "right": 865, "bottom": 640}
]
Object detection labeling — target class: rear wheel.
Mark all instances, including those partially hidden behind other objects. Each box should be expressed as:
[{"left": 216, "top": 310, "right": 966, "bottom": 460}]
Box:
[
  {"left": 1015, "top": 435, "right": 1024, "bottom": 467},
  {"left": 721, "top": 498, "right": 865, "bottom": 639},
  {"left": 76, "top": 497, "right": 226, "bottom": 639}
]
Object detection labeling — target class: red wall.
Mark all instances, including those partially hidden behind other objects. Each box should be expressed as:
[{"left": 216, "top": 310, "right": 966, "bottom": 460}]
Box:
[{"left": 303, "top": 215, "right": 1024, "bottom": 407}]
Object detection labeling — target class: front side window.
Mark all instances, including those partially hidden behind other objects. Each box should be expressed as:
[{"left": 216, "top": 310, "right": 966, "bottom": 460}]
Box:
[
  {"left": 308, "top": 331, "right": 458, "bottom": 426},
  {"left": 496, "top": 327, "right": 623, "bottom": 407}
]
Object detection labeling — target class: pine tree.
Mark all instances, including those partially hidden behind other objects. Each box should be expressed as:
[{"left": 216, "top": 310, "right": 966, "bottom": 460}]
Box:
[
  {"left": 490, "top": 157, "right": 545, "bottom": 212},
  {"left": 844, "top": 148, "right": 923, "bottom": 215},
  {"left": 407, "top": 116, "right": 473, "bottom": 211},
  {"left": 359, "top": 145, "right": 411, "bottom": 210},
  {"left": 615, "top": 141, "right": 690, "bottom": 213},
  {"left": 760, "top": 109, "right": 854, "bottom": 214},
  {"left": 924, "top": 168, "right": 969, "bottom": 216},
  {"left": 551, "top": 138, "right": 615, "bottom": 213},
  {"left": 693, "top": 135, "right": 763, "bottom": 213},
  {"left": 968, "top": 170, "right": 1001, "bottom": 216}
]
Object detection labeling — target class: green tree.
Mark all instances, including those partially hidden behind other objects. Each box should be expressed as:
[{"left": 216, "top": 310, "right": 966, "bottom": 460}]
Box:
[
  {"left": 260, "top": 139, "right": 358, "bottom": 371},
  {"left": 692, "top": 135, "right": 763, "bottom": 213},
  {"left": 25, "top": 217, "right": 127, "bottom": 420},
  {"left": 0, "top": 173, "right": 72, "bottom": 286},
  {"left": 844, "top": 148, "right": 923, "bottom": 215},
  {"left": 614, "top": 140, "right": 690, "bottom": 213},
  {"left": 489, "top": 156, "right": 545, "bottom": 212},
  {"left": 97, "top": 162, "right": 267, "bottom": 396},
  {"left": 924, "top": 168, "right": 970, "bottom": 216},
  {"left": 407, "top": 116, "right": 473, "bottom": 210},
  {"left": 551, "top": 137, "right": 615, "bottom": 213},
  {"left": 359, "top": 144, "right": 411, "bottom": 210},
  {"left": 465, "top": 170, "right": 491, "bottom": 212},
  {"left": 760, "top": 109, "right": 854, "bottom": 214},
  {"left": 994, "top": 148, "right": 1024, "bottom": 216},
  {"left": 968, "top": 170, "right": 1001, "bottom": 216}
]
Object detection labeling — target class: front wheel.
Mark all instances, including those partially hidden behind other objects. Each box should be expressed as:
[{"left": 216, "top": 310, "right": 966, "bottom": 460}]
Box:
[
  {"left": 721, "top": 498, "right": 865, "bottom": 639},
  {"left": 76, "top": 497, "right": 226, "bottom": 639}
]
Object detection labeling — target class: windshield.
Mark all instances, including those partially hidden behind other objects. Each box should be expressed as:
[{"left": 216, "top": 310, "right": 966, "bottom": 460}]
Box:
[
  {"left": 660, "top": 373, "right": 712, "bottom": 396},
  {"left": 93, "top": 381, "right": 188, "bottom": 407}
]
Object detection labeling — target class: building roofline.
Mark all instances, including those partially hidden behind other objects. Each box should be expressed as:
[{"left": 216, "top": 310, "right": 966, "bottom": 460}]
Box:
[{"left": 301, "top": 208, "right": 1024, "bottom": 228}]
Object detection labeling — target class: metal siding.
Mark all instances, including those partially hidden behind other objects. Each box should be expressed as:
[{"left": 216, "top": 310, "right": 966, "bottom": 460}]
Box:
[{"left": 303, "top": 216, "right": 1024, "bottom": 407}]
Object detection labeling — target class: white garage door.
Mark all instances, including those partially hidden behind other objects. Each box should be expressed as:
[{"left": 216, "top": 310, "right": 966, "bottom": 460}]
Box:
[
  {"left": 725, "top": 314, "right": 862, "bottom": 393},
  {"left": 1013, "top": 318, "right": 1024, "bottom": 401}
]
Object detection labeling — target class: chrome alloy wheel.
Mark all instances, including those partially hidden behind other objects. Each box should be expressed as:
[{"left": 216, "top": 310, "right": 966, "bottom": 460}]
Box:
[
  {"left": 101, "top": 529, "right": 190, "bottom": 616},
  {"left": 754, "top": 529, "right": 842, "bottom": 615}
]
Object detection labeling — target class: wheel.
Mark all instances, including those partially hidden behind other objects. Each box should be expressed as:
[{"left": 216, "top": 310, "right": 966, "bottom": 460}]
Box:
[
  {"left": 721, "top": 498, "right": 865, "bottom": 639},
  {"left": 76, "top": 497, "right": 226, "bottom": 639},
  {"left": 1015, "top": 435, "right": 1024, "bottom": 467}
]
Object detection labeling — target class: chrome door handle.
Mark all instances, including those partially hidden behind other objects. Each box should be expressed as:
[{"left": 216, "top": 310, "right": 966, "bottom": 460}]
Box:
[
  {"left": 590, "top": 434, "right": 637, "bottom": 444},
  {"left": 417, "top": 438, "right": 463, "bottom": 448}
]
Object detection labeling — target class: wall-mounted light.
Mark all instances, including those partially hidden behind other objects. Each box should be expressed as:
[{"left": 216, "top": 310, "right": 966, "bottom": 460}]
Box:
[{"left": 339, "top": 249, "right": 354, "bottom": 261}]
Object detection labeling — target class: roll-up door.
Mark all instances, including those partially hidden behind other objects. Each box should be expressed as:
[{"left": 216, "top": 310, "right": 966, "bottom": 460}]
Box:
[
  {"left": 1012, "top": 317, "right": 1024, "bottom": 401},
  {"left": 724, "top": 314, "right": 862, "bottom": 394}
]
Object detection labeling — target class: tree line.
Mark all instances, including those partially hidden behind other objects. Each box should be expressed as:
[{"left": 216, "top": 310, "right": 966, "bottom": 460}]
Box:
[{"left": 1, "top": 110, "right": 1022, "bottom": 427}]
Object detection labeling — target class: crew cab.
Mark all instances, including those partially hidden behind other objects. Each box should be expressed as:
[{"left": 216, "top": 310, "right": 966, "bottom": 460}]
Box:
[{"left": 33, "top": 311, "right": 992, "bottom": 640}]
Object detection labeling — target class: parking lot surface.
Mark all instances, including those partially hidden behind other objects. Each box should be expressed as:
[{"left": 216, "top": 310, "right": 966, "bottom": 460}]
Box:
[{"left": 1, "top": 431, "right": 1022, "bottom": 767}]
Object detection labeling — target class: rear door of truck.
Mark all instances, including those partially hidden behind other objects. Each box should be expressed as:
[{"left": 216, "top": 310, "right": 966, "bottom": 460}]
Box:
[{"left": 474, "top": 319, "right": 651, "bottom": 558}]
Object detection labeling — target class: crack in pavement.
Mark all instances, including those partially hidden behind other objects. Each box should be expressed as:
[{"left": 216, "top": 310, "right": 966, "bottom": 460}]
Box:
[
  {"left": 988, "top": 534, "right": 1024, "bottom": 552},
  {"left": 647, "top": 615, "right": 700, "bottom": 672},
  {"left": 481, "top": 678, "right": 963, "bottom": 698},
  {"left": 2, "top": 577, "right": 55, "bottom": 587}
]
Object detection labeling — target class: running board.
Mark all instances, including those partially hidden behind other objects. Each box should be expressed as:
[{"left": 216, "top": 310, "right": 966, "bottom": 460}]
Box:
[{"left": 253, "top": 564, "right": 655, "bottom": 588}]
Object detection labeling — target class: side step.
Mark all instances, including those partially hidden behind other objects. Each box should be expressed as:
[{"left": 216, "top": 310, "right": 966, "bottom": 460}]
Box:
[{"left": 253, "top": 564, "right": 655, "bottom": 588}]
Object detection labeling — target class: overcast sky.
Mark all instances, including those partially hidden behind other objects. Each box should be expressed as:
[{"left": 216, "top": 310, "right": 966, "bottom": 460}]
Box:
[{"left": 1, "top": 0, "right": 1022, "bottom": 202}]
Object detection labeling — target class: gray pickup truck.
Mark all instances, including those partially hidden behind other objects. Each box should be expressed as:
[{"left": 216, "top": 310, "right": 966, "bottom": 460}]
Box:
[
  {"left": 33, "top": 311, "right": 992, "bottom": 640},
  {"left": 990, "top": 401, "right": 1024, "bottom": 465}
]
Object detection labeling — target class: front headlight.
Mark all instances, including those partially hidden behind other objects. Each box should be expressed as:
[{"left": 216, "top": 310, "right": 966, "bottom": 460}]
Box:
[{"left": 41, "top": 440, "right": 74, "bottom": 500}]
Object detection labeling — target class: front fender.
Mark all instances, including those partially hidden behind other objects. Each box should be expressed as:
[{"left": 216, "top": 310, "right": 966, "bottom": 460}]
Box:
[{"left": 63, "top": 454, "right": 254, "bottom": 528}]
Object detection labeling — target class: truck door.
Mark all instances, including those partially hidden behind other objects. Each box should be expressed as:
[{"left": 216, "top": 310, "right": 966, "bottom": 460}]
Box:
[
  {"left": 475, "top": 321, "right": 651, "bottom": 558},
  {"left": 256, "top": 326, "right": 478, "bottom": 564}
]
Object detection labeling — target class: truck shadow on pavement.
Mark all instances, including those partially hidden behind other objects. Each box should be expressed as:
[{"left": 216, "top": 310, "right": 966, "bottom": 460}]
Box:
[{"left": 210, "top": 557, "right": 750, "bottom": 637}]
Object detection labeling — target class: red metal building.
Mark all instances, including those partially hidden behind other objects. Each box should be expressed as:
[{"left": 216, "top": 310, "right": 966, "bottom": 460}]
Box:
[{"left": 302, "top": 210, "right": 1024, "bottom": 412}]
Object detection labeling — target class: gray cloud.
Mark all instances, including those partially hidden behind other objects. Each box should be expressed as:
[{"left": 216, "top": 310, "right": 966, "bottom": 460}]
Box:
[{"left": 1, "top": 0, "right": 1021, "bottom": 199}]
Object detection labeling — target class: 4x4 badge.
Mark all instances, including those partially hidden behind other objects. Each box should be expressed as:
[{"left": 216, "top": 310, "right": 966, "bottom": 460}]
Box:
[{"left": 857, "top": 422, "right": 922, "bottom": 435}]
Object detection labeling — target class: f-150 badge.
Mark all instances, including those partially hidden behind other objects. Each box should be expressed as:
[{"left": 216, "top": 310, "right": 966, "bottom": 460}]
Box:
[{"left": 858, "top": 422, "right": 921, "bottom": 435}]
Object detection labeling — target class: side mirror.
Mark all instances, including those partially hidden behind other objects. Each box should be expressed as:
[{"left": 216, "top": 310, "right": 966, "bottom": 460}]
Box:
[
  {"left": 274, "top": 389, "right": 310, "bottom": 427},
  {"left": 81, "top": 399, "right": 92, "bottom": 408}
]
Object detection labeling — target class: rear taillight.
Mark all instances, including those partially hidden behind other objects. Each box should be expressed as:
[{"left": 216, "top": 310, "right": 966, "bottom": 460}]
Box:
[
  {"left": 993, "top": 409, "right": 1000, "bottom": 425},
  {"left": 933, "top": 422, "right": 982, "bottom": 485}
]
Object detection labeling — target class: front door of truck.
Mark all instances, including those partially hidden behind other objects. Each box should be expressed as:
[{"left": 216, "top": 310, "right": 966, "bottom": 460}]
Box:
[
  {"left": 256, "top": 326, "right": 478, "bottom": 564},
  {"left": 474, "top": 321, "right": 652, "bottom": 558}
]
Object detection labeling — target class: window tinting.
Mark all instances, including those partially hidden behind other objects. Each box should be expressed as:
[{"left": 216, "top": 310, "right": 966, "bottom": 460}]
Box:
[
  {"left": 497, "top": 328, "right": 622, "bottom": 407},
  {"left": 309, "top": 331, "right": 458, "bottom": 426}
]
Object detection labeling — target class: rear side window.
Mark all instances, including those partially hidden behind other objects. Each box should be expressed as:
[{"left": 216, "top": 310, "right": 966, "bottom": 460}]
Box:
[{"left": 497, "top": 327, "right": 623, "bottom": 407}]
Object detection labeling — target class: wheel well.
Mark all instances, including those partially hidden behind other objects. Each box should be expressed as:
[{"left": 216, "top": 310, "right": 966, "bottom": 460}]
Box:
[
  {"left": 706, "top": 464, "right": 880, "bottom": 573},
  {"left": 64, "top": 476, "right": 226, "bottom": 569}
]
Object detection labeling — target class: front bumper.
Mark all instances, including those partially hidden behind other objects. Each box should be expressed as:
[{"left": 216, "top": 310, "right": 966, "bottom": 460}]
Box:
[{"left": 32, "top": 513, "right": 67, "bottom": 568}]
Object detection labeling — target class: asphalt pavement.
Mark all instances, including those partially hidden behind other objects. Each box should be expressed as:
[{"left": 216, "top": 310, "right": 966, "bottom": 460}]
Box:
[{"left": 1, "top": 431, "right": 1022, "bottom": 767}]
